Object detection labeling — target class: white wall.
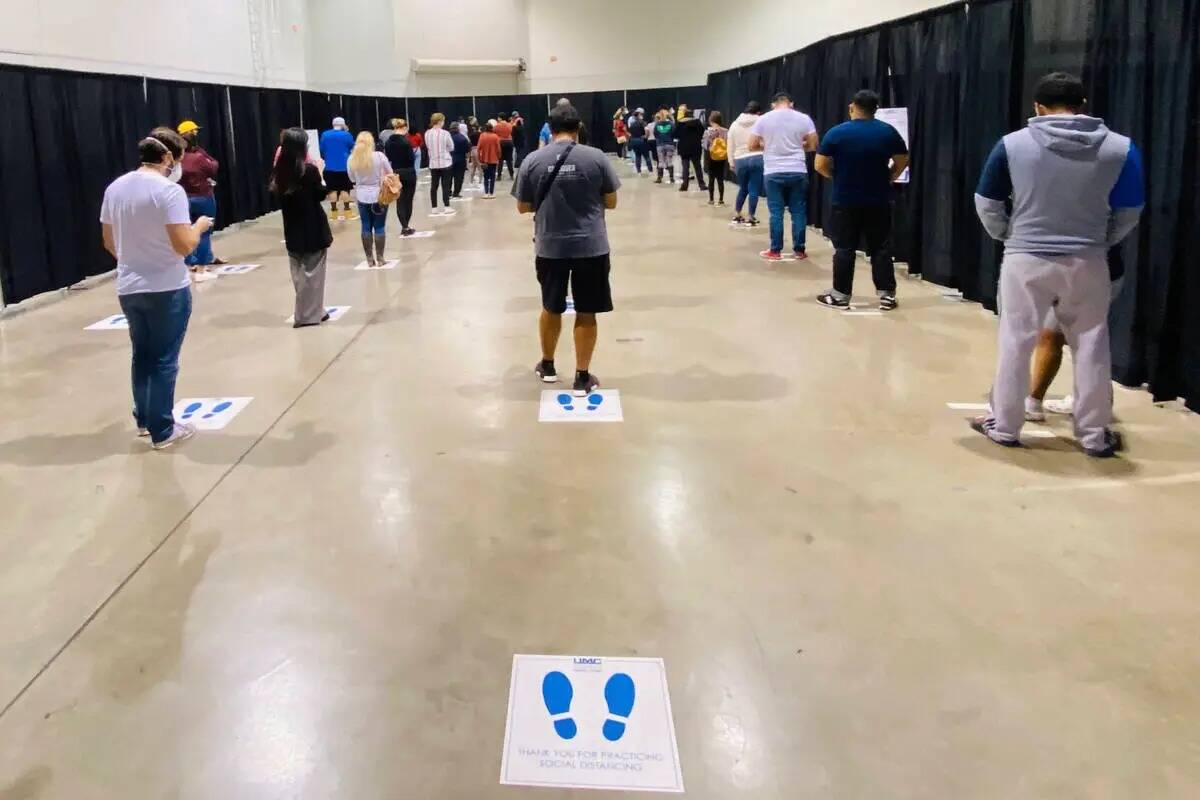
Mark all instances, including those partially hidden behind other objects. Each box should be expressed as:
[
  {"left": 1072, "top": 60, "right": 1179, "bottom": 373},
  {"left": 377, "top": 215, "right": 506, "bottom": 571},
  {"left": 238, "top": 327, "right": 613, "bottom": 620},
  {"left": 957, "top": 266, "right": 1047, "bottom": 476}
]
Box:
[
  {"left": 524, "top": 0, "right": 953, "bottom": 94},
  {"left": 0, "top": 0, "right": 308, "bottom": 87}
]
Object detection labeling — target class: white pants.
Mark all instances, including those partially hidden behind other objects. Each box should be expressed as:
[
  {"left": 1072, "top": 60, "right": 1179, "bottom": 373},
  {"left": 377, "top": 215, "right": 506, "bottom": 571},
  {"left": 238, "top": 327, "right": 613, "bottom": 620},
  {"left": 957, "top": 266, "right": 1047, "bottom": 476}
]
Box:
[{"left": 991, "top": 251, "right": 1112, "bottom": 451}]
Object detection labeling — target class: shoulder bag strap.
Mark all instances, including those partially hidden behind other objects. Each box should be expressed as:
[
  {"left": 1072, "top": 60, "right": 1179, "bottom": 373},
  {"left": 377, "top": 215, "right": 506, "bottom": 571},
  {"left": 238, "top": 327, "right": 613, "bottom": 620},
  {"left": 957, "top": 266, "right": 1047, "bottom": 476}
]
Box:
[{"left": 534, "top": 142, "right": 576, "bottom": 212}]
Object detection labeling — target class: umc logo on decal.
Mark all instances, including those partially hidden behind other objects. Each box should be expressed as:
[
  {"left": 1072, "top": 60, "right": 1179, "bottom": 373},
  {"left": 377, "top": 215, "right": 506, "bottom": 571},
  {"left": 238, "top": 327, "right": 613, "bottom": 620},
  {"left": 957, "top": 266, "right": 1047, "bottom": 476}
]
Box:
[{"left": 572, "top": 656, "right": 603, "bottom": 671}]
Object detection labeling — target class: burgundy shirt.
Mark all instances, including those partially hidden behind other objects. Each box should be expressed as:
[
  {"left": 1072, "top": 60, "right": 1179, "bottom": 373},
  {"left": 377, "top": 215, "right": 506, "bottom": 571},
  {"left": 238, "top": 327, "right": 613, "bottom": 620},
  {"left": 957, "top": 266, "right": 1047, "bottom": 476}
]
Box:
[{"left": 180, "top": 148, "right": 218, "bottom": 198}]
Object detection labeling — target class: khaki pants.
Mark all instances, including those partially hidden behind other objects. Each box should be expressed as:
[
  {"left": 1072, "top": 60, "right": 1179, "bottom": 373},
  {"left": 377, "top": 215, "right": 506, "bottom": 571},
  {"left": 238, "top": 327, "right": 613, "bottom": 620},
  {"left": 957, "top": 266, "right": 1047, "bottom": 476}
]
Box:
[{"left": 289, "top": 249, "right": 328, "bottom": 325}]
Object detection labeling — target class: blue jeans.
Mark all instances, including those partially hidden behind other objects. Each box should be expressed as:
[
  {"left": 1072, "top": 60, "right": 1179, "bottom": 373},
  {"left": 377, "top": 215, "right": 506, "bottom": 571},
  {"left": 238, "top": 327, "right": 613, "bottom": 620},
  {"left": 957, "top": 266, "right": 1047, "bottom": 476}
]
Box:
[
  {"left": 184, "top": 195, "right": 216, "bottom": 265},
  {"left": 765, "top": 172, "right": 809, "bottom": 253},
  {"left": 734, "top": 155, "right": 763, "bottom": 219},
  {"left": 483, "top": 164, "right": 497, "bottom": 195},
  {"left": 358, "top": 202, "right": 386, "bottom": 235},
  {"left": 119, "top": 287, "right": 192, "bottom": 443}
]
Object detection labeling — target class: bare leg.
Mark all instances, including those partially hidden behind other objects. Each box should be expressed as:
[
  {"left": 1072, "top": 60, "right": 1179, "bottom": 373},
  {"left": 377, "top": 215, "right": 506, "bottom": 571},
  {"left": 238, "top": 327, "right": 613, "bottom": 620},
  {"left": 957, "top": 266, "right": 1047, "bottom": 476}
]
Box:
[
  {"left": 574, "top": 313, "right": 597, "bottom": 372},
  {"left": 1030, "top": 329, "right": 1066, "bottom": 401},
  {"left": 539, "top": 310, "right": 562, "bottom": 361}
]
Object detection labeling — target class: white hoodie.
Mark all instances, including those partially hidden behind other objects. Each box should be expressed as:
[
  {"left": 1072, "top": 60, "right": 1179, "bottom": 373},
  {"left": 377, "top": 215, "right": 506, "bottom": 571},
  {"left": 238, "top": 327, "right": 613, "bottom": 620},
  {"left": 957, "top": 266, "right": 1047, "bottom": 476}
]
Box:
[{"left": 727, "top": 112, "right": 761, "bottom": 167}]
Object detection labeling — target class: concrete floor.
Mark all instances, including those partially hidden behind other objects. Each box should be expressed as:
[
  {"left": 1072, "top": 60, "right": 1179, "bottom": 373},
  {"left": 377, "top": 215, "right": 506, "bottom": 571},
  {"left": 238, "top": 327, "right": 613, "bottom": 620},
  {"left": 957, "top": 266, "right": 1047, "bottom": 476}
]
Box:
[{"left": 0, "top": 161, "right": 1198, "bottom": 799}]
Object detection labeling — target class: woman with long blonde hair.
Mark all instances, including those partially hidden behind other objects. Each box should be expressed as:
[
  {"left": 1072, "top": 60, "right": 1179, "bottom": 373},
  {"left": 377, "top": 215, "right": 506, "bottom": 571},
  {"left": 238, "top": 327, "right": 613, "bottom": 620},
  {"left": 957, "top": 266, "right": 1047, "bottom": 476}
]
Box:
[{"left": 346, "top": 130, "right": 394, "bottom": 265}]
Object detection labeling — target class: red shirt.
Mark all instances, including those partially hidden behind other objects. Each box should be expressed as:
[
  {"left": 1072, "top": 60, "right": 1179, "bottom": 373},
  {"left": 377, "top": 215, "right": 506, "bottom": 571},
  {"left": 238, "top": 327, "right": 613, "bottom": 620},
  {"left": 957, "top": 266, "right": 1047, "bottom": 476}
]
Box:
[
  {"left": 407, "top": 132, "right": 423, "bottom": 148},
  {"left": 180, "top": 147, "right": 218, "bottom": 197},
  {"left": 477, "top": 132, "right": 501, "bottom": 164},
  {"left": 493, "top": 121, "right": 513, "bottom": 141}
]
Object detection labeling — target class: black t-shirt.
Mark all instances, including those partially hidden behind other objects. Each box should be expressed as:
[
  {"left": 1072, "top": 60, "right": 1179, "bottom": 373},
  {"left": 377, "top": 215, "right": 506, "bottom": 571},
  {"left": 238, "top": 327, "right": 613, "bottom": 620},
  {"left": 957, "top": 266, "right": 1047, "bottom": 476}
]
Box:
[
  {"left": 675, "top": 117, "right": 705, "bottom": 156},
  {"left": 384, "top": 133, "right": 415, "bottom": 170},
  {"left": 512, "top": 119, "right": 526, "bottom": 146},
  {"left": 469, "top": 129, "right": 481, "bottom": 146},
  {"left": 628, "top": 119, "right": 646, "bottom": 138},
  {"left": 277, "top": 163, "right": 333, "bottom": 255}
]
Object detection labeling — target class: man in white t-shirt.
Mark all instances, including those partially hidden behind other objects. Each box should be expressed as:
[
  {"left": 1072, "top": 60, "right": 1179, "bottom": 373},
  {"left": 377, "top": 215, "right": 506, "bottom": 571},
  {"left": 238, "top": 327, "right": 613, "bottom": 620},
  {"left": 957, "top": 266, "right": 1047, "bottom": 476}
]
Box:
[
  {"left": 748, "top": 91, "right": 818, "bottom": 261},
  {"left": 101, "top": 127, "right": 213, "bottom": 450}
]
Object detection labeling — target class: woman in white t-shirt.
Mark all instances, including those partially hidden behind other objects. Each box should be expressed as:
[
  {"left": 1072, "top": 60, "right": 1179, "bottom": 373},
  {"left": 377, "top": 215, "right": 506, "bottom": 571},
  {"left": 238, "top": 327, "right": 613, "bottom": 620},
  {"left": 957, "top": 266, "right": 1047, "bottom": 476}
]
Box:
[
  {"left": 100, "top": 127, "right": 213, "bottom": 450},
  {"left": 347, "top": 131, "right": 394, "bottom": 266}
]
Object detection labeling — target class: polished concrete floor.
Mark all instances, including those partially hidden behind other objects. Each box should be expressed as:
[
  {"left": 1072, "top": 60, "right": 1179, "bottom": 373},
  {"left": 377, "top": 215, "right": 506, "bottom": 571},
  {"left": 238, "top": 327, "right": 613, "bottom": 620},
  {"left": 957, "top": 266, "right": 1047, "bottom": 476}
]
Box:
[{"left": 1, "top": 160, "right": 1198, "bottom": 799}]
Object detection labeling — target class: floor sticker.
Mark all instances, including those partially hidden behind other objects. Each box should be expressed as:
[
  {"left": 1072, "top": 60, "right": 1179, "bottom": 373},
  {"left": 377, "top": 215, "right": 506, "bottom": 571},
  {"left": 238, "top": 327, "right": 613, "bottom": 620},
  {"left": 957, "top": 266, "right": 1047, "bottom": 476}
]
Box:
[
  {"left": 285, "top": 305, "right": 351, "bottom": 324},
  {"left": 399, "top": 230, "right": 436, "bottom": 238},
  {"left": 500, "top": 654, "right": 683, "bottom": 793},
  {"left": 539, "top": 389, "right": 623, "bottom": 423},
  {"left": 451, "top": 196, "right": 473, "bottom": 202},
  {"left": 563, "top": 298, "right": 575, "bottom": 315},
  {"left": 946, "top": 402, "right": 991, "bottom": 411},
  {"left": 172, "top": 397, "right": 253, "bottom": 430},
  {"left": 354, "top": 260, "right": 398, "bottom": 271},
  {"left": 85, "top": 314, "right": 129, "bottom": 331},
  {"left": 212, "top": 263, "right": 261, "bottom": 275}
]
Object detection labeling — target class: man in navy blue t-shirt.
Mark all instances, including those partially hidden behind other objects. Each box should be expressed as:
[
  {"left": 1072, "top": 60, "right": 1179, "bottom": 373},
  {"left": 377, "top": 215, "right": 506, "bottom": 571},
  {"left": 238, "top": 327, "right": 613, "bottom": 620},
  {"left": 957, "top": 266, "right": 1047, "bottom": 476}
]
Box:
[{"left": 814, "top": 90, "right": 909, "bottom": 310}]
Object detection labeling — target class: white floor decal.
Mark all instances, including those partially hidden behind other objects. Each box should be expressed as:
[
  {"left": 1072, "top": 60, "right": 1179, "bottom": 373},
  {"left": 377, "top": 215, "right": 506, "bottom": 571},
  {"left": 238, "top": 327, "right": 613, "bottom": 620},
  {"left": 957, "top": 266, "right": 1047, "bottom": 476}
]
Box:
[
  {"left": 285, "top": 305, "right": 351, "bottom": 324},
  {"left": 539, "top": 389, "right": 623, "bottom": 423},
  {"left": 85, "top": 314, "right": 129, "bottom": 331},
  {"left": 399, "top": 230, "right": 436, "bottom": 238},
  {"left": 212, "top": 263, "right": 260, "bottom": 275},
  {"left": 500, "top": 654, "right": 683, "bottom": 793},
  {"left": 172, "top": 397, "right": 253, "bottom": 431},
  {"left": 353, "top": 260, "right": 398, "bottom": 271}
]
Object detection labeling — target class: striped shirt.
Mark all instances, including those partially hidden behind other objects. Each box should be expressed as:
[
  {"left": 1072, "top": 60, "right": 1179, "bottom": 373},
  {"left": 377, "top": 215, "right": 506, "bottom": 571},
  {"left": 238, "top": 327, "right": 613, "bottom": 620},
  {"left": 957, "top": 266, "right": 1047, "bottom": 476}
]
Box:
[{"left": 424, "top": 127, "right": 454, "bottom": 169}]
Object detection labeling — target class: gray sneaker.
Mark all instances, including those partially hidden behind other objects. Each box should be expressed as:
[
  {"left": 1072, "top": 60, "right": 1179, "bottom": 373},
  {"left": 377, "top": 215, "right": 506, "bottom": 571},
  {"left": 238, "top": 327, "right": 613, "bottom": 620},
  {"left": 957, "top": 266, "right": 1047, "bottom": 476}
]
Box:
[{"left": 151, "top": 423, "right": 197, "bottom": 450}]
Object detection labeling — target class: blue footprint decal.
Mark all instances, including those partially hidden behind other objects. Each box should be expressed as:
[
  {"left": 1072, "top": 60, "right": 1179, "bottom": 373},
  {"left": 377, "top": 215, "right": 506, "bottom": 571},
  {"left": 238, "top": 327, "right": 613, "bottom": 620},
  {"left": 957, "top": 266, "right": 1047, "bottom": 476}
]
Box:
[
  {"left": 111, "top": 315, "right": 126, "bottom": 325},
  {"left": 203, "top": 401, "right": 233, "bottom": 420},
  {"left": 542, "top": 671, "right": 578, "bottom": 740},
  {"left": 587, "top": 393, "right": 604, "bottom": 411},
  {"left": 180, "top": 402, "right": 203, "bottom": 420},
  {"left": 557, "top": 393, "right": 575, "bottom": 412},
  {"left": 603, "top": 672, "right": 636, "bottom": 741}
]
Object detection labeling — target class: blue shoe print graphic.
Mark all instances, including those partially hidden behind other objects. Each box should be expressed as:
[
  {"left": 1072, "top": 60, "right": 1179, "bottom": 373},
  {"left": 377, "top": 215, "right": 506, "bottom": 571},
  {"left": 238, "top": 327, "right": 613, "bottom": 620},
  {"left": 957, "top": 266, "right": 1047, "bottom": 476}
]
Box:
[
  {"left": 586, "top": 393, "right": 604, "bottom": 411},
  {"left": 541, "top": 671, "right": 578, "bottom": 740},
  {"left": 557, "top": 393, "right": 575, "bottom": 412},
  {"left": 110, "top": 315, "right": 126, "bottom": 325},
  {"left": 180, "top": 402, "right": 203, "bottom": 420},
  {"left": 203, "top": 401, "right": 233, "bottom": 419},
  {"left": 603, "top": 672, "right": 636, "bottom": 742}
]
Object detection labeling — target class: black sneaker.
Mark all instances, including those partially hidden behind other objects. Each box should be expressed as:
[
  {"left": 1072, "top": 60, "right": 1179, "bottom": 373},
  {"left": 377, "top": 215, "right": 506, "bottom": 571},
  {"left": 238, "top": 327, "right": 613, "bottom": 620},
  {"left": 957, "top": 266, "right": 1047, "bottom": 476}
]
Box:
[
  {"left": 747, "top": 218, "right": 760, "bottom": 228},
  {"left": 969, "top": 415, "right": 1021, "bottom": 447},
  {"left": 879, "top": 294, "right": 898, "bottom": 311},
  {"left": 401, "top": 228, "right": 416, "bottom": 236},
  {"left": 816, "top": 292, "right": 850, "bottom": 310},
  {"left": 1084, "top": 429, "right": 1124, "bottom": 458},
  {"left": 535, "top": 360, "right": 558, "bottom": 383},
  {"left": 573, "top": 371, "right": 600, "bottom": 397}
]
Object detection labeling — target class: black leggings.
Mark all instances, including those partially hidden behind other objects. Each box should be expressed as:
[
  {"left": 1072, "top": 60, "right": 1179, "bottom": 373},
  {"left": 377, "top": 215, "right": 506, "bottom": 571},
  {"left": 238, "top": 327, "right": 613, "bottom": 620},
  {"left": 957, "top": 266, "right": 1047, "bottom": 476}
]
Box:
[
  {"left": 500, "top": 141, "right": 515, "bottom": 178},
  {"left": 429, "top": 167, "right": 452, "bottom": 208},
  {"left": 394, "top": 167, "right": 417, "bottom": 228},
  {"left": 615, "top": 140, "right": 627, "bottom": 158},
  {"left": 452, "top": 163, "right": 466, "bottom": 197},
  {"left": 680, "top": 153, "right": 706, "bottom": 190},
  {"left": 706, "top": 156, "right": 727, "bottom": 202}
]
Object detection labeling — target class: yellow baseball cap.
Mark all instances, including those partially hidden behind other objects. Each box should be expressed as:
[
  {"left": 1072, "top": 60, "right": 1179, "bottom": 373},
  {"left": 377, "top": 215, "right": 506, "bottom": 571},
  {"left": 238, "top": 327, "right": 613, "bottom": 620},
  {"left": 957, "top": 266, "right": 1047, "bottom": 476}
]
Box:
[{"left": 177, "top": 120, "right": 200, "bottom": 135}]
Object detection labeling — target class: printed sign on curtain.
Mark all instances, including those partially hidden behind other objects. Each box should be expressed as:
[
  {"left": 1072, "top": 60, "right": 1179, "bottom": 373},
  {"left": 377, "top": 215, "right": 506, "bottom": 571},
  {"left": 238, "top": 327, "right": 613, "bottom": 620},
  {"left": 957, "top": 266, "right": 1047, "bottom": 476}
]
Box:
[{"left": 876, "top": 107, "right": 910, "bottom": 183}]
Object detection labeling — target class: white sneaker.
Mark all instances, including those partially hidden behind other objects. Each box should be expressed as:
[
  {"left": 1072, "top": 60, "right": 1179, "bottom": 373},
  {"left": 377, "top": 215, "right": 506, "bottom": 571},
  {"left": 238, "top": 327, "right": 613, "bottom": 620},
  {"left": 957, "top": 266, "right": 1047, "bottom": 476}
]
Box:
[
  {"left": 137, "top": 427, "right": 150, "bottom": 437},
  {"left": 441, "top": 206, "right": 458, "bottom": 216},
  {"left": 429, "top": 208, "right": 444, "bottom": 216},
  {"left": 151, "top": 422, "right": 196, "bottom": 450},
  {"left": 1045, "top": 395, "right": 1075, "bottom": 416},
  {"left": 192, "top": 270, "right": 219, "bottom": 283},
  {"left": 1024, "top": 397, "right": 1046, "bottom": 422}
]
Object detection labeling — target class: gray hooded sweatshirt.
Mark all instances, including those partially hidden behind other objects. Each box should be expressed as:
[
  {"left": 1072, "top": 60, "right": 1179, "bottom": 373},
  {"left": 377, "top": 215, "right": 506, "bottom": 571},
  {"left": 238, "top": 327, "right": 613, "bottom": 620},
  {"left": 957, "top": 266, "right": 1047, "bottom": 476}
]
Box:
[{"left": 975, "top": 114, "right": 1145, "bottom": 255}]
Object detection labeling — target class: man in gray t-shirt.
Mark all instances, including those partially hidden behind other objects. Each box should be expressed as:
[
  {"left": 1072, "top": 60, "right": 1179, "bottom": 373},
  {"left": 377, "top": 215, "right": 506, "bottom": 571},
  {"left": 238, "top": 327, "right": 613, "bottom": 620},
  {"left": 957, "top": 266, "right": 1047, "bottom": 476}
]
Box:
[{"left": 513, "top": 103, "right": 620, "bottom": 397}]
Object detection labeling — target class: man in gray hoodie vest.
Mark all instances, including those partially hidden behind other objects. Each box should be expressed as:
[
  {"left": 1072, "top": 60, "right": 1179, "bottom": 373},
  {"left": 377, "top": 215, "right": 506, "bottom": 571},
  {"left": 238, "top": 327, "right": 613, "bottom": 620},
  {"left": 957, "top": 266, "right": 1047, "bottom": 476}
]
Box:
[{"left": 971, "top": 72, "right": 1144, "bottom": 458}]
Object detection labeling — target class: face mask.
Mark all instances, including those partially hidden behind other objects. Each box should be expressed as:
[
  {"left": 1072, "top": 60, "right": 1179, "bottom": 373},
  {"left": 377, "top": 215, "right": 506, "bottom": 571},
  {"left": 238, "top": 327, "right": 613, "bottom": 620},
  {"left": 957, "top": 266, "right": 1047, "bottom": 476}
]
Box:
[{"left": 167, "top": 162, "right": 182, "bottom": 183}]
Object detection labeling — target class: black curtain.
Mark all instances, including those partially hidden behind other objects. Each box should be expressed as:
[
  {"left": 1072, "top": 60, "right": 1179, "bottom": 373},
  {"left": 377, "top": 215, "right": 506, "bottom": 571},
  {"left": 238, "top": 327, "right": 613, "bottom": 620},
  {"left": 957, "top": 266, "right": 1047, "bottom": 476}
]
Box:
[
  {"left": 593, "top": 90, "right": 626, "bottom": 153},
  {"left": 409, "top": 96, "right": 474, "bottom": 130}
]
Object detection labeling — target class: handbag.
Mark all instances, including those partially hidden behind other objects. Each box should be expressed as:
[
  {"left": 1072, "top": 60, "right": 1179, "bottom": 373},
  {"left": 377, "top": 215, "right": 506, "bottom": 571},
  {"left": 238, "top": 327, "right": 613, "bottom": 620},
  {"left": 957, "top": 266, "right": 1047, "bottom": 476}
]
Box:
[
  {"left": 377, "top": 172, "right": 401, "bottom": 206},
  {"left": 616, "top": 136, "right": 628, "bottom": 144}
]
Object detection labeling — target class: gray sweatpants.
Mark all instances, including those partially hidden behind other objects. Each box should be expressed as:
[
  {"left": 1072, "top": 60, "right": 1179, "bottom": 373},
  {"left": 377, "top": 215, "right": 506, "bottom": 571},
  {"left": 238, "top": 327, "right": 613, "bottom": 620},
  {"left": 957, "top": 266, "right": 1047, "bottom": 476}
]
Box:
[
  {"left": 289, "top": 249, "right": 328, "bottom": 325},
  {"left": 991, "top": 250, "right": 1112, "bottom": 451}
]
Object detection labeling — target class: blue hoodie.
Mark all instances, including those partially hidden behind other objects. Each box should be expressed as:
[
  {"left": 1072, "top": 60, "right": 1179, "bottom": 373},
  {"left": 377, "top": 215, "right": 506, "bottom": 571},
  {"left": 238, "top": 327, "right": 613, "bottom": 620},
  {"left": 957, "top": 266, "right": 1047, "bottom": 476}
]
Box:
[{"left": 975, "top": 115, "right": 1144, "bottom": 255}]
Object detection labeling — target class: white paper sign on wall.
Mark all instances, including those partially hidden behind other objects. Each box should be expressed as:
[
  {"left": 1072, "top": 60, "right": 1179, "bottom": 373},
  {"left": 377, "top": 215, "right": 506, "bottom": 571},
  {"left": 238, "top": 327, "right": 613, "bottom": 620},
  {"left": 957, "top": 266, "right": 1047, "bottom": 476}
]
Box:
[
  {"left": 538, "top": 389, "right": 622, "bottom": 423},
  {"left": 500, "top": 654, "right": 684, "bottom": 793},
  {"left": 172, "top": 397, "right": 253, "bottom": 431},
  {"left": 876, "top": 107, "right": 910, "bottom": 183},
  {"left": 213, "top": 263, "right": 261, "bottom": 275},
  {"left": 84, "top": 314, "right": 129, "bottom": 331},
  {"left": 285, "top": 305, "right": 351, "bottom": 324}
]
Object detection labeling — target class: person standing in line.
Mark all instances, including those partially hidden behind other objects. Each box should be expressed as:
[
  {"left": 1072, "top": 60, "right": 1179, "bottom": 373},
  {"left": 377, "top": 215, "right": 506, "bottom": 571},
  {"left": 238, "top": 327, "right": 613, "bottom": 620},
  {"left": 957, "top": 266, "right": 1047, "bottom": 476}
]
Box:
[
  {"left": 100, "top": 128, "right": 212, "bottom": 450},
  {"left": 645, "top": 108, "right": 660, "bottom": 171},
  {"left": 512, "top": 110, "right": 527, "bottom": 165},
  {"left": 425, "top": 113, "right": 456, "bottom": 216},
  {"left": 319, "top": 117, "right": 357, "bottom": 221},
  {"left": 271, "top": 128, "right": 333, "bottom": 329},
  {"left": 727, "top": 101, "right": 763, "bottom": 228},
  {"left": 813, "top": 90, "right": 909, "bottom": 311},
  {"left": 613, "top": 110, "right": 629, "bottom": 160},
  {"left": 408, "top": 126, "right": 424, "bottom": 173},
  {"left": 970, "top": 72, "right": 1144, "bottom": 457},
  {"left": 450, "top": 123, "right": 470, "bottom": 198},
  {"left": 347, "top": 131, "right": 394, "bottom": 266},
  {"left": 384, "top": 118, "right": 419, "bottom": 236},
  {"left": 748, "top": 92, "right": 818, "bottom": 261},
  {"left": 513, "top": 103, "right": 620, "bottom": 397},
  {"left": 627, "top": 110, "right": 652, "bottom": 175},
  {"left": 494, "top": 112, "right": 516, "bottom": 181},
  {"left": 653, "top": 110, "right": 677, "bottom": 184},
  {"left": 702, "top": 111, "right": 729, "bottom": 205},
  {"left": 467, "top": 120, "right": 483, "bottom": 185},
  {"left": 176, "top": 120, "right": 222, "bottom": 281},
  {"left": 675, "top": 103, "right": 708, "bottom": 192},
  {"left": 477, "top": 121, "right": 502, "bottom": 199}
]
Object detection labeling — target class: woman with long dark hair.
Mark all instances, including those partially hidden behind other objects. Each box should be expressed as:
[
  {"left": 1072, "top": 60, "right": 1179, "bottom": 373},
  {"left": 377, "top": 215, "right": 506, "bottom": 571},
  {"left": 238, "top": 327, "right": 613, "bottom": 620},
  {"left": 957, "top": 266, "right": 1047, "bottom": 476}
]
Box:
[{"left": 271, "top": 128, "right": 333, "bottom": 328}]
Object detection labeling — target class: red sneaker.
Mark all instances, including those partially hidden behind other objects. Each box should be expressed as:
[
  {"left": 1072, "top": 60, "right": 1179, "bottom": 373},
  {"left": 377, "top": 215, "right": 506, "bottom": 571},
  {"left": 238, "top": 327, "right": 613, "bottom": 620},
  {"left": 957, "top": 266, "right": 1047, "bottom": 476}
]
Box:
[
  {"left": 759, "top": 249, "right": 783, "bottom": 261},
  {"left": 793, "top": 249, "right": 809, "bottom": 261}
]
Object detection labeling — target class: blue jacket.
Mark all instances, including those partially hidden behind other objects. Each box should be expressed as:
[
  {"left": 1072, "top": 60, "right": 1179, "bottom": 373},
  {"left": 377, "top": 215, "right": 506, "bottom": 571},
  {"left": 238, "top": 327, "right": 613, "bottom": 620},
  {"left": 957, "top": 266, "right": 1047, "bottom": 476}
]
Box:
[
  {"left": 450, "top": 131, "right": 470, "bottom": 168},
  {"left": 975, "top": 115, "right": 1144, "bottom": 255},
  {"left": 319, "top": 128, "right": 355, "bottom": 172}
]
